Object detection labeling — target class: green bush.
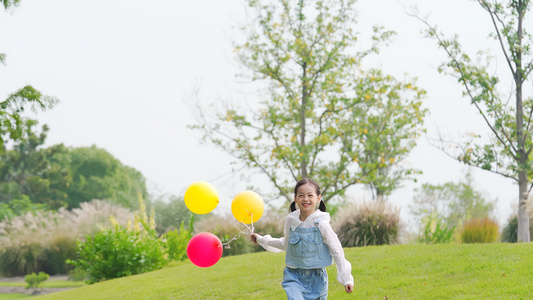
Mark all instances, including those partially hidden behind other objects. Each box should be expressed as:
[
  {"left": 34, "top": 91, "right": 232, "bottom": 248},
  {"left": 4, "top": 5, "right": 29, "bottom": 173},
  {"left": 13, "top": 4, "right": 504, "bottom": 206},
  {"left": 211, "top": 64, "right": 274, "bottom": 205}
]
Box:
[
  {"left": 69, "top": 225, "right": 168, "bottom": 284},
  {"left": 164, "top": 216, "right": 194, "bottom": 261},
  {"left": 69, "top": 196, "right": 168, "bottom": 284},
  {"left": 501, "top": 215, "right": 533, "bottom": 243},
  {"left": 68, "top": 268, "right": 88, "bottom": 282},
  {"left": 460, "top": 217, "right": 499, "bottom": 243},
  {"left": 25, "top": 272, "right": 49, "bottom": 289},
  {"left": 418, "top": 213, "right": 455, "bottom": 244},
  {"left": 333, "top": 201, "right": 400, "bottom": 247}
]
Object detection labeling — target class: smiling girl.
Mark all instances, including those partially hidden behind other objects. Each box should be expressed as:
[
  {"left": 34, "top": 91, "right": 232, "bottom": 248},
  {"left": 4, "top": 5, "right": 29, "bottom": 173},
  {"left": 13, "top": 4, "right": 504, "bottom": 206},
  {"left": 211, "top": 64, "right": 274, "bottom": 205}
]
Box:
[{"left": 251, "top": 178, "right": 354, "bottom": 299}]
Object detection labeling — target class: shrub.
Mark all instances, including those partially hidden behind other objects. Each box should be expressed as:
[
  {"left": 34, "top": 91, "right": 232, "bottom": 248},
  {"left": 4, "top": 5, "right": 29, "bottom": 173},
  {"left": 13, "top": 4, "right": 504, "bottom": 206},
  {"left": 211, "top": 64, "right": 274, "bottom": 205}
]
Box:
[
  {"left": 70, "top": 225, "right": 168, "bottom": 284},
  {"left": 333, "top": 201, "right": 401, "bottom": 247},
  {"left": 68, "top": 196, "right": 168, "bottom": 284},
  {"left": 164, "top": 215, "right": 194, "bottom": 261},
  {"left": 418, "top": 213, "right": 455, "bottom": 244},
  {"left": 501, "top": 215, "right": 533, "bottom": 243},
  {"left": 25, "top": 272, "right": 49, "bottom": 289},
  {"left": 460, "top": 217, "right": 499, "bottom": 243},
  {"left": 68, "top": 268, "right": 87, "bottom": 282}
]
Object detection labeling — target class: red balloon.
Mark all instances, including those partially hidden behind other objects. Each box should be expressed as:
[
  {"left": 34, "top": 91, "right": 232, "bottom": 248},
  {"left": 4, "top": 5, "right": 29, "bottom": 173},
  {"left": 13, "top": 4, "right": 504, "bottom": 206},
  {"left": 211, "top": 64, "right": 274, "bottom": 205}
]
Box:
[{"left": 187, "top": 232, "right": 223, "bottom": 268}]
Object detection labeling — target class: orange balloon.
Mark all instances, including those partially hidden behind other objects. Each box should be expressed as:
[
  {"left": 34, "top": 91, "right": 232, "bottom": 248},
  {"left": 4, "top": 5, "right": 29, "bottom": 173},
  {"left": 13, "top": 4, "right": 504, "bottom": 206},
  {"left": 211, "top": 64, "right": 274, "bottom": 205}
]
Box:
[{"left": 231, "top": 191, "right": 264, "bottom": 224}]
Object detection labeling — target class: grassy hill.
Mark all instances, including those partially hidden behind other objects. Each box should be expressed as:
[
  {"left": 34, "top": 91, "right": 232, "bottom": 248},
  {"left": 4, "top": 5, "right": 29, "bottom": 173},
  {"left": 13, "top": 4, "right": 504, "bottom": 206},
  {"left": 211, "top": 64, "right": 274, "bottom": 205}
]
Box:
[{"left": 34, "top": 243, "right": 533, "bottom": 299}]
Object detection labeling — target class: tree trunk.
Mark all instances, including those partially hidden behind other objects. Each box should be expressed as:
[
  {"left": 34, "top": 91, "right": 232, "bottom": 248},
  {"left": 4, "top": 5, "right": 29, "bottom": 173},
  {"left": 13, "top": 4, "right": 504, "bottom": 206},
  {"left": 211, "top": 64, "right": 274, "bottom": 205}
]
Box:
[
  {"left": 300, "top": 63, "right": 308, "bottom": 179},
  {"left": 517, "top": 171, "right": 530, "bottom": 242},
  {"left": 515, "top": 0, "right": 530, "bottom": 242}
]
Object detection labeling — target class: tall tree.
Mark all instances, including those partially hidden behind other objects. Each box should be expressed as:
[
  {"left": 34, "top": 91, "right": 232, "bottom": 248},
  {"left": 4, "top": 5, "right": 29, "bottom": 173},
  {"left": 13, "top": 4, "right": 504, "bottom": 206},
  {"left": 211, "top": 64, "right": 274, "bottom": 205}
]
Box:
[
  {"left": 412, "top": 0, "right": 533, "bottom": 242},
  {"left": 193, "top": 0, "right": 427, "bottom": 202}
]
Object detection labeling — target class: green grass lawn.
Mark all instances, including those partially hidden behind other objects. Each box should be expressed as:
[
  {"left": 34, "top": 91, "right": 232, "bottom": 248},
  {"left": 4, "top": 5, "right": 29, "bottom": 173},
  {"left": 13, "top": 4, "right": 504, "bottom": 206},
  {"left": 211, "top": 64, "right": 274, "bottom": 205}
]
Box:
[{"left": 31, "top": 243, "right": 533, "bottom": 299}]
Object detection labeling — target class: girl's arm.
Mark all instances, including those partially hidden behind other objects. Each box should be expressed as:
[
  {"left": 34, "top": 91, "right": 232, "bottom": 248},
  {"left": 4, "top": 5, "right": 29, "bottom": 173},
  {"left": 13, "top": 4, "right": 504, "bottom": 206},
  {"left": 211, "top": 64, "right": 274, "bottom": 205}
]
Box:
[
  {"left": 250, "top": 218, "right": 290, "bottom": 252},
  {"left": 318, "top": 221, "right": 355, "bottom": 287}
]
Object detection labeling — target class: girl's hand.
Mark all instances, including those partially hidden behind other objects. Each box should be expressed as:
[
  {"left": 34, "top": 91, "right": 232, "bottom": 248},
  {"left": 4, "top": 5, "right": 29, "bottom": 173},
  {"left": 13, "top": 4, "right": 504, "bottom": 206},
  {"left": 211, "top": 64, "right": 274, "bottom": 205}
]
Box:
[
  {"left": 250, "top": 234, "right": 258, "bottom": 244},
  {"left": 345, "top": 284, "right": 353, "bottom": 293}
]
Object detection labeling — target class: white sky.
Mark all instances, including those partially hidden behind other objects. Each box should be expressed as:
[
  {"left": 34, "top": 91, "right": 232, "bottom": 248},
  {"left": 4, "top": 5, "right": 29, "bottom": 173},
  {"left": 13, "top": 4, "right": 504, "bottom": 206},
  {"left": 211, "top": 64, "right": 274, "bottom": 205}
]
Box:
[{"left": 0, "top": 0, "right": 525, "bottom": 229}]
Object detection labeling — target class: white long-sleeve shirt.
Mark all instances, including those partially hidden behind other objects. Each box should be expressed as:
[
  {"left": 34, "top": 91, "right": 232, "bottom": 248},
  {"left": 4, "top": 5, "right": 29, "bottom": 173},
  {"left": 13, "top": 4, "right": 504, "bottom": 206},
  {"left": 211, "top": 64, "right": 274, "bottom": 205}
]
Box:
[{"left": 255, "top": 209, "right": 354, "bottom": 286}]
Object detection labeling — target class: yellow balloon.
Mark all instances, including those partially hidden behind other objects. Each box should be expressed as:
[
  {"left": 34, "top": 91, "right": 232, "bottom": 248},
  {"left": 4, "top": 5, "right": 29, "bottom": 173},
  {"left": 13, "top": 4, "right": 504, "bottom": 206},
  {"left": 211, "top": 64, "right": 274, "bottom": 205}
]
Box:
[
  {"left": 231, "top": 191, "right": 264, "bottom": 224},
  {"left": 184, "top": 182, "right": 219, "bottom": 214}
]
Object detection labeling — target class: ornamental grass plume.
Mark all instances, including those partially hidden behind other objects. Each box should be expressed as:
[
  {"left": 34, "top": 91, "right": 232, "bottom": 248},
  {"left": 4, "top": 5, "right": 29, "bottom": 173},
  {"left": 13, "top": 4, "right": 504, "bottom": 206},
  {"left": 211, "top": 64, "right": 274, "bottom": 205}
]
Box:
[
  {"left": 332, "top": 199, "right": 401, "bottom": 247},
  {"left": 0, "top": 200, "right": 134, "bottom": 276},
  {"left": 460, "top": 217, "right": 499, "bottom": 243}
]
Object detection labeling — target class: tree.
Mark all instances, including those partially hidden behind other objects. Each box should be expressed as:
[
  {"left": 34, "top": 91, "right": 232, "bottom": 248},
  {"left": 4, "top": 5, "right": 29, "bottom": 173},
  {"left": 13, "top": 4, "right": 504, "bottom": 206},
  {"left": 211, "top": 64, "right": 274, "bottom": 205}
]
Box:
[
  {"left": 2, "top": 0, "right": 20, "bottom": 11},
  {"left": 193, "top": 0, "right": 427, "bottom": 202},
  {"left": 150, "top": 195, "right": 193, "bottom": 234},
  {"left": 1, "top": 0, "right": 57, "bottom": 152},
  {"left": 412, "top": 0, "right": 533, "bottom": 242},
  {"left": 410, "top": 171, "right": 495, "bottom": 230},
  {"left": 65, "top": 146, "right": 148, "bottom": 209},
  {"left": 0, "top": 125, "right": 70, "bottom": 209},
  {"left": 0, "top": 127, "right": 148, "bottom": 210}
]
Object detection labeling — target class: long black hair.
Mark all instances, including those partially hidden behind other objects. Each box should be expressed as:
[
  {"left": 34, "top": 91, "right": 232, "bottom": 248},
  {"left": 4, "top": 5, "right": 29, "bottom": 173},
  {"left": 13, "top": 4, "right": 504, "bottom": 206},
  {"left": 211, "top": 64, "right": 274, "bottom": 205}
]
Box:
[{"left": 289, "top": 178, "right": 327, "bottom": 213}]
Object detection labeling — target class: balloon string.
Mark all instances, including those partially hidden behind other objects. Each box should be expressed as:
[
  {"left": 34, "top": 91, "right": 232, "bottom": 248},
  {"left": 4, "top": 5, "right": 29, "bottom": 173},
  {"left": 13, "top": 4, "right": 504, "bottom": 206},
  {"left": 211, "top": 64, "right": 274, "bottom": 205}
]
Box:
[{"left": 219, "top": 204, "right": 255, "bottom": 249}]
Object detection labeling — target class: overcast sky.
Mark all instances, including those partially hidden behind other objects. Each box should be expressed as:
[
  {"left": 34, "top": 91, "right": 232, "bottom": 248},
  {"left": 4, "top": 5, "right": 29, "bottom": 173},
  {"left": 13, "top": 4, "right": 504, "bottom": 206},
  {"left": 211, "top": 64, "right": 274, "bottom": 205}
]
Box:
[{"left": 1, "top": 0, "right": 525, "bottom": 229}]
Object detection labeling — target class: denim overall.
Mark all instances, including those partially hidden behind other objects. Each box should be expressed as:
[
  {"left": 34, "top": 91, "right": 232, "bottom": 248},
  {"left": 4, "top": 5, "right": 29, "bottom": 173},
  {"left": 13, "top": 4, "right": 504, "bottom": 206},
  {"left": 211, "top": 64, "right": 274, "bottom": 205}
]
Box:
[{"left": 282, "top": 218, "right": 333, "bottom": 300}]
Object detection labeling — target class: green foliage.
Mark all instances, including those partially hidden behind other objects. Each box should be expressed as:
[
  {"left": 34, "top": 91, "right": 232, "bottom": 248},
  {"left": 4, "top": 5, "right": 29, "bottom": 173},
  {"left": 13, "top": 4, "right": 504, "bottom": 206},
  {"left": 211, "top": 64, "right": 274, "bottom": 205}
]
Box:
[
  {"left": 24, "top": 272, "right": 49, "bottom": 289},
  {"left": 333, "top": 201, "right": 400, "bottom": 247},
  {"left": 193, "top": 0, "right": 427, "bottom": 203},
  {"left": 460, "top": 217, "right": 499, "bottom": 244},
  {"left": 0, "top": 195, "right": 47, "bottom": 220},
  {"left": 410, "top": 171, "right": 494, "bottom": 232},
  {"left": 0, "top": 126, "right": 148, "bottom": 210},
  {"left": 70, "top": 225, "right": 168, "bottom": 284},
  {"left": 418, "top": 213, "right": 454, "bottom": 244},
  {"left": 65, "top": 146, "right": 148, "bottom": 209},
  {"left": 151, "top": 195, "right": 192, "bottom": 234},
  {"left": 1, "top": 1, "right": 57, "bottom": 164},
  {"left": 163, "top": 215, "right": 194, "bottom": 261},
  {"left": 68, "top": 268, "right": 87, "bottom": 282},
  {"left": 68, "top": 196, "right": 167, "bottom": 284},
  {"left": 0, "top": 86, "right": 57, "bottom": 152},
  {"left": 2, "top": 0, "right": 21, "bottom": 10},
  {"left": 501, "top": 214, "right": 533, "bottom": 243}
]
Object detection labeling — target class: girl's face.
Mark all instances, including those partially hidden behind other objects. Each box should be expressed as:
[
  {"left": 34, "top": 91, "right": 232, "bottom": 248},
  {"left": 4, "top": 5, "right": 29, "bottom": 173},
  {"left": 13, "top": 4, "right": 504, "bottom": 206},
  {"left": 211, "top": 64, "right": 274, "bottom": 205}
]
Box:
[{"left": 294, "top": 183, "right": 322, "bottom": 214}]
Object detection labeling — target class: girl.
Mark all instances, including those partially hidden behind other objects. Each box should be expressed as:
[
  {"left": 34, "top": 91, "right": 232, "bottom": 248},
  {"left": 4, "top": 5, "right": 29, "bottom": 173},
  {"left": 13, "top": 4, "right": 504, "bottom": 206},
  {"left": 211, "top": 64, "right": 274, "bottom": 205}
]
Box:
[{"left": 251, "top": 178, "right": 354, "bottom": 299}]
